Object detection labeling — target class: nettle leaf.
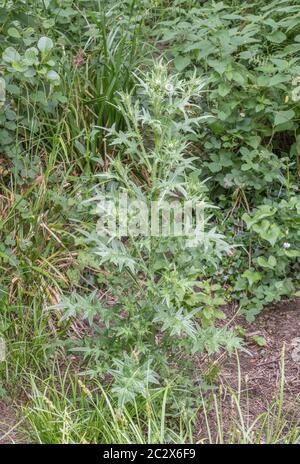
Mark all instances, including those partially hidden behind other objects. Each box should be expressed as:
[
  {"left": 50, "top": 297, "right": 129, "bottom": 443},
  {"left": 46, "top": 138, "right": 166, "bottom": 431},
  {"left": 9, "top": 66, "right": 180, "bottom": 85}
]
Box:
[
  {"left": 174, "top": 55, "right": 191, "bottom": 71},
  {"left": 217, "top": 82, "right": 231, "bottom": 97},
  {"left": 252, "top": 219, "right": 269, "bottom": 238},
  {"left": 257, "top": 255, "right": 277, "bottom": 269},
  {"left": 208, "top": 59, "right": 227, "bottom": 75},
  {"left": 232, "top": 71, "right": 246, "bottom": 85},
  {"left": 242, "top": 205, "right": 276, "bottom": 229},
  {"left": 267, "top": 31, "right": 287, "bottom": 44},
  {"left": 37, "top": 36, "right": 53, "bottom": 55},
  {"left": 0, "top": 129, "right": 13, "bottom": 145},
  {"left": 242, "top": 269, "right": 262, "bottom": 287},
  {"left": 246, "top": 135, "right": 261, "bottom": 149},
  {"left": 268, "top": 74, "right": 290, "bottom": 87},
  {"left": 284, "top": 249, "right": 300, "bottom": 258},
  {"left": 274, "top": 109, "right": 295, "bottom": 126},
  {"left": 257, "top": 75, "right": 271, "bottom": 86},
  {"left": 267, "top": 255, "right": 277, "bottom": 267},
  {"left": 260, "top": 222, "right": 281, "bottom": 246}
]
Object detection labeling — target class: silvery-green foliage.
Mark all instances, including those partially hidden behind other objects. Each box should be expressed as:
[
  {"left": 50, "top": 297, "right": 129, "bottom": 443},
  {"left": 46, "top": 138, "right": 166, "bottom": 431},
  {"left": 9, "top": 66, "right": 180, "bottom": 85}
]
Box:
[{"left": 54, "top": 62, "right": 241, "bottom": 406}]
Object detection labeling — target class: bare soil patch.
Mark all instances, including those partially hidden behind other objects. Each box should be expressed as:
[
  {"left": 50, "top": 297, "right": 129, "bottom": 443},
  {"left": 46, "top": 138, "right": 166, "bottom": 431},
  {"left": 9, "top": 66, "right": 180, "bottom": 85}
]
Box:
[
  {"left": 0, "top": 400, "right": 20, "bottom": 444},
  {"left": 197, "top": 299, "right": 300, "bottom": 440}
]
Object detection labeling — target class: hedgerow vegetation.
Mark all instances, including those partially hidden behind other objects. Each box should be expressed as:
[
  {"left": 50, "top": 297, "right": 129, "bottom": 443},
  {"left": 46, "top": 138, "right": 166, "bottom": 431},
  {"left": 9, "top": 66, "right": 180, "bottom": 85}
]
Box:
[{"left": 0, "top": 0, "right": 300, "bottom": 444}]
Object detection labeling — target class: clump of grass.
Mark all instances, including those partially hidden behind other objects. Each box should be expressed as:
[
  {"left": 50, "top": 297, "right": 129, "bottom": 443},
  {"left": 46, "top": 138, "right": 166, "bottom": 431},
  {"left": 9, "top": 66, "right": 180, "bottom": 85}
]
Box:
[
  {"left": 20, "top": 350, "right": 300, "bottom": 444},
  {"left": 23, "top": 370, "right": 194, "bottom": 444}
]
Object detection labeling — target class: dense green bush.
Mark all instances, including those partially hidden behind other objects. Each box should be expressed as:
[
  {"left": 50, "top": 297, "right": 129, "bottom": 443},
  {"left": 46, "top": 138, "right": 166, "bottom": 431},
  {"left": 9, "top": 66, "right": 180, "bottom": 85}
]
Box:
[{"left": 158, "top": 0, "right": 300, "bottom": 318}]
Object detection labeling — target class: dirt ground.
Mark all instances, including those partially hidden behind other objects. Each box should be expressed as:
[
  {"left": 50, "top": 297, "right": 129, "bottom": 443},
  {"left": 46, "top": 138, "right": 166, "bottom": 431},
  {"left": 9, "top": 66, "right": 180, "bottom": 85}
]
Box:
[
  {"left": 224, "top": 299, "right": 300, "bottom": 406},
  {"left": 197, "top": 298, "right": 300, "bottom": 441},
  {"left": 0, "top": 401, "right": 19, "bottom": 444}
]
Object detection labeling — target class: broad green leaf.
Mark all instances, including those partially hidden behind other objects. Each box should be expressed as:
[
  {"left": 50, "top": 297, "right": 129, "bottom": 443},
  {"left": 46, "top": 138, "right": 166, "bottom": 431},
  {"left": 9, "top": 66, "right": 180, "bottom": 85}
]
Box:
[
  {"left": 257, "top": 255, "right": 277, "bottom": 269},
  {"left": 261, "top": 223, "right": 281, "bottom": 246},
  {"left": 24, "top": 47, "right": 39, "bottom": 66},
  {"left": 37, "top": 36, "right": 53, "bottom": 55},
  {"left": 274, "top": 109, "right": 295, "bottom": 126},
  {"left": 24, "top": 68, "right": 36, "bottom": 78},
  {"left": 267, "top": 31, "right": 287, "bottom": 43},
  {"left": 242, "top": 205, "right": 276, "bottom": 229},
  {"left": 47, "top": 70, "right": 60, "bottom": 83},
  {"left": 208, "top": 59, "right": 227, "bottom": 75},
  {"left": 2, "top": 47, "right": 20, "bottom": 63},
  {"left": 232, "top": 71, "right": 246, "bottom": 85},
  {"left": 284, "top": 249, "right": 300, "bottom": 258},
  {"left": 7, "top": 27, "right": 20, "bottom": 38},
  {"left": 257, "top": 75, "right": 270, "bottom": 86},
  {"left": 242, "top": 269, "right": 262, "bottom": 287},
  {"left": 268, "top": 255, "right": 277, "bottom": 267},
  {"left": 268, "top": 74, "right": 290, "bottom": 87},
  {"left": 217, "top": 82, "right": 231, "bottom": 97},
  {"left": 246, "top": 136, "right": 261, "bottom": 149},
  {"left": 174, "top": 55, "right": 190, "bottom": 71}
]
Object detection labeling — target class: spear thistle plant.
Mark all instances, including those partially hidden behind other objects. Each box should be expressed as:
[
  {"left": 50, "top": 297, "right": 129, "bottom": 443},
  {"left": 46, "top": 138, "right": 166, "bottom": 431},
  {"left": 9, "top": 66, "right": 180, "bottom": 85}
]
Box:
[{"left": 55, "top": 62, "right": 241, "bottom": 407}]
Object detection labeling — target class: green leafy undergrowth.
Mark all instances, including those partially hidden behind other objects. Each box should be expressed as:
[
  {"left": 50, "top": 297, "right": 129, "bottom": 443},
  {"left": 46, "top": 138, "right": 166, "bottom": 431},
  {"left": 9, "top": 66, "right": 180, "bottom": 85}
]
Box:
[{"left": 157, "top": 0, "right": 300, "bottom": 315}]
